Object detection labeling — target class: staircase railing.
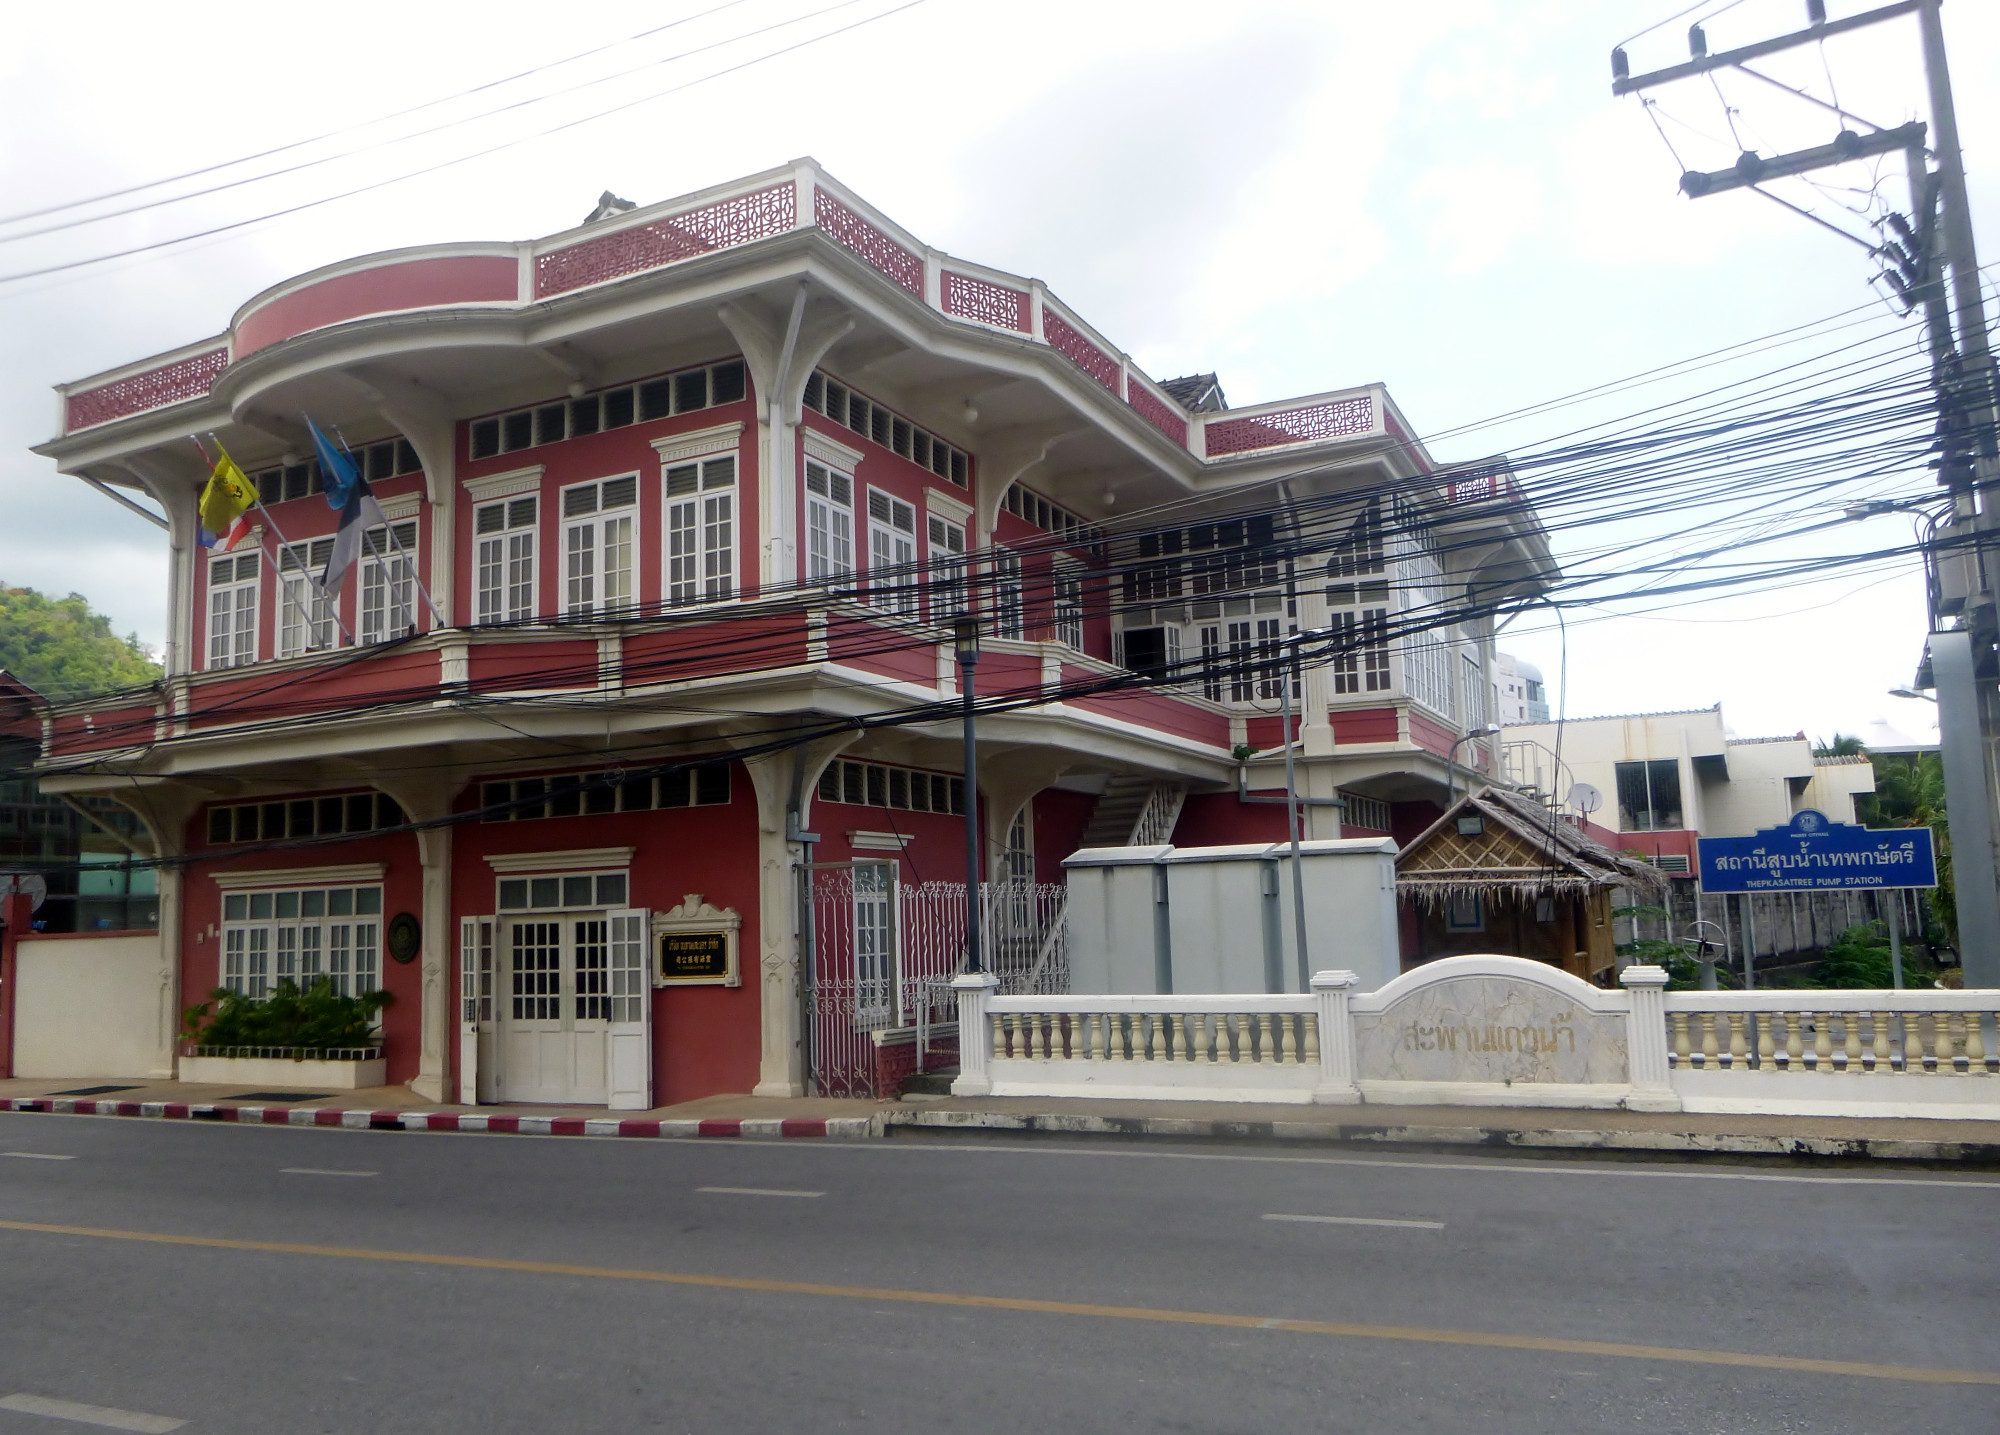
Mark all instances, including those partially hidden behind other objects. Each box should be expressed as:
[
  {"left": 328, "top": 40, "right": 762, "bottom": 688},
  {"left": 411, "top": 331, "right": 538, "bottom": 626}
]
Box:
[{"left": 1129, "top": 782, "right": 1187, "bottom": 846}]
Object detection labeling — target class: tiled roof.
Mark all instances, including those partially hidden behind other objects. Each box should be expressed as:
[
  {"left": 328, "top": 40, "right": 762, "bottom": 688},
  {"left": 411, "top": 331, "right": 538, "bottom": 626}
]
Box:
[
  {"left": 1727, "top": 733, "right": 1810, "bottom": 745},
  {"left": 1158, "top": 373, "right": 1227, "bottom": 412},
  {"left": 1505, "top": 705, "right": 1719, "bottom": 725}
]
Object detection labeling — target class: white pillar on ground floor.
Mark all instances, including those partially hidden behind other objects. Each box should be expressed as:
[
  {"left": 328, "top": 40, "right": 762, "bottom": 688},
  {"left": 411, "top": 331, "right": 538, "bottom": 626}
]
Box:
[{"left": 411, "top": 825, "right": 452, "bottom": 1103}]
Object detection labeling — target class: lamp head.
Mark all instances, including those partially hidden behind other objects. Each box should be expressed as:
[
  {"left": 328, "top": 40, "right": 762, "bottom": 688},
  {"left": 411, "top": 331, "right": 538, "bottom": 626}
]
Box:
[{"left": 953, "top": 614, "right": 981, "bottom": 665}]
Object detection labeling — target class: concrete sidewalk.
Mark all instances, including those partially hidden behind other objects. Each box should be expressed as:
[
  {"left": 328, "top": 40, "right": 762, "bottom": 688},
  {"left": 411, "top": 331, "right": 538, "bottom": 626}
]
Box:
[
  {"left": 882, "top": 1095, "right": 2000, "bottom": 1162},
  {"left": 3, "top": 1076, "right": 1996, "bottom": 1161}
]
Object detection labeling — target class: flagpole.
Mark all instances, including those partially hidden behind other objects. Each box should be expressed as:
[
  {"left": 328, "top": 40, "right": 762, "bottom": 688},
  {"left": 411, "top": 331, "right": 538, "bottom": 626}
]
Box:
[
  {"left": 325, "top": 422, "right": 445, "bottom": 632},
  {"left": 194, "top": 435, "right": 354, "bottom": 647},
  {"left": 251, "top": 494, "right": 357, "bottom": 648}
]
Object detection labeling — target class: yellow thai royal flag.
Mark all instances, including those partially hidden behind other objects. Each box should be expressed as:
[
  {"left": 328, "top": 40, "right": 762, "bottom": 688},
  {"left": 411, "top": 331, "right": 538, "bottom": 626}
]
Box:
[{"left": 198, "top": 444, "right": 256, "bottom": 551}]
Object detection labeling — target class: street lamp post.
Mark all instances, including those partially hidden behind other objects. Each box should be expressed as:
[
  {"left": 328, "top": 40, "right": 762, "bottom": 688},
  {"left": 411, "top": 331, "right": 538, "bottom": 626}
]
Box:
[{"left": 954, "top": 615, "right": 983, "bottom": 974}]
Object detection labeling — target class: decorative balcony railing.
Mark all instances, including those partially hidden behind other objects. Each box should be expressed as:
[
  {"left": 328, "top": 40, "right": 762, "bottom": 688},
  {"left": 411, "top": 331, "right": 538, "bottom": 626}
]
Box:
[{"left": 56, "top": 161, "right": 1401, "bottom": 469}]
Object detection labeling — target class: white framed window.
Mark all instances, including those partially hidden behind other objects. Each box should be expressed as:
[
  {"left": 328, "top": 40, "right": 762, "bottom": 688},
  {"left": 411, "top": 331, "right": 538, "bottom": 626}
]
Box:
[
  {"left": 207, "top": 551, "right": 260, "bottom": 670},
  {"left": 866, "top": 489, "right": 918, "bottom": 616},
  {"left": 277, "top": 540, "right": 336, "bottom": 659},
  {"left": 805, "top": 461, "right": 854, "bottom": 585},
  {"left": 1053, "top": 561, "right": 1083, "bottom": 649},
  {"left": 927, "top": 513, "right": 966, "bottom": 619},
  {"left": 219, "top": 885, "right": 383, "bottom": 1003},
  {"left": 475, "top": 496, "right": 537, "bottom": 625},
  {"left": 1406, "top": 635, "right": 1455, "bottom": 721},
  {"left": 1461, "top": 652, "right": 1491, "bottom": 732},
  {"left": 361, "top": 520, "right": 419, "bottom": 645},
  {"left": 665, "top": 456, "right": 736, "bottom": 607},
  {"left": 561, "top": 474, "right": 638, "bottom": 618},
  {"left": 991, "top": 548, "right": 1023, "bottom": 640}
]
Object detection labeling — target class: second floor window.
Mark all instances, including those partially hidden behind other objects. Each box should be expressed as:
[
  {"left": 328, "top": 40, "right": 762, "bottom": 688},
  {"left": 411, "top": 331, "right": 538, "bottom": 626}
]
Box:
[
  {"left": 1053, "top": 563, "right": 1083, "bottom": 649},
  {"left": 1616, "top": 759, "right": 1683, "bottom": 831},
  {"left": 475, "top": 496, "right": 537, "bottom": 625},
  {"left": 992, "top": 549, "right": 1023, "bottom": 640},
  {"left": 207, "top": 552, "right": 259, "bottom": 670},
  {"left": 666, "top": 456, "right": 736, "bottom": 607},
  {"left": 927, "top": 514, "right": 965, "bottom": 618},
  {"left": 562, "top": 475, "right": 637, "bottom": 618},
  {"left": 278, "top": 540, "right": 337, "bottom": 659},
  {"left": 866, "top": 489, "right": 918, "bottom": 617},
  {"left": 805, "top": 462, "right": 854, "bottom": 584},
  {"left": 361, "top": 521, "right": 419, "bottom": 645}
]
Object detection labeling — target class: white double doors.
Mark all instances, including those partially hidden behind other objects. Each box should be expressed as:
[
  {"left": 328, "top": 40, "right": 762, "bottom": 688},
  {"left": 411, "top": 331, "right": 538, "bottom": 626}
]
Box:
[{"left": 494, "top": 911, "right": 649, "bottom": 1108}]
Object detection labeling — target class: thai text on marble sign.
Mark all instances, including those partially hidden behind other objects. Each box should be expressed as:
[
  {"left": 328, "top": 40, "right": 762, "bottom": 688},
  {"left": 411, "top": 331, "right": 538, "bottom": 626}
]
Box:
[
  {"left": 661, "top": 932, "right": 728, "bottom": 980},
  {"left": 1401, "top": 1014, "right": 1576, "bottom": 1056},
  {"left": 1353, "top": 976, "right": 1628, "bottom": 1086},
  {"left": 1697, "top": 810, "right": 1937, "bottom": 894}
]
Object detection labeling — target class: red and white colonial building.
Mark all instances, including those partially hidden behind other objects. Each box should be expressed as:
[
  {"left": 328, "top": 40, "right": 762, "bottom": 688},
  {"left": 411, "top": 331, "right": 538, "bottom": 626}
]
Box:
[{"left": 29, "top": 160, "right": 1551, "bottom": 1107}]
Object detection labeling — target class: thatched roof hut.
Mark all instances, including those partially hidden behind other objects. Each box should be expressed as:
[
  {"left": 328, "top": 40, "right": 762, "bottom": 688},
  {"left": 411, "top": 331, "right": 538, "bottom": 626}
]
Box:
[{"left": 1396, "top": 786, "right": 1667, "bottom": 980}]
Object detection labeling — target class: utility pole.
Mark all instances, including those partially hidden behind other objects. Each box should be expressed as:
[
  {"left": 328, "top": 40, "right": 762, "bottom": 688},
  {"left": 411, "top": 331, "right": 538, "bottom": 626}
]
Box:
[{"left": 1612, "top": 0, "right": 2000, "bottom": 986}]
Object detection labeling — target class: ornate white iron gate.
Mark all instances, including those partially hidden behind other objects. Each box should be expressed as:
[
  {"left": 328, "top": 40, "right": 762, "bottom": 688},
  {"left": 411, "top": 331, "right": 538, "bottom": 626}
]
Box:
[{"left": 803, "top": 865, "right": 1067, "bottom": 1098}]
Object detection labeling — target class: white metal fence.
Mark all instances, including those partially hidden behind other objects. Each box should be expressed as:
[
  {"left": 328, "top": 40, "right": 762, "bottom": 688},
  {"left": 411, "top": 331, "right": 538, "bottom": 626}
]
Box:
[{"left": 804, "top": 868, "right": 1067, "bottom": 1097}]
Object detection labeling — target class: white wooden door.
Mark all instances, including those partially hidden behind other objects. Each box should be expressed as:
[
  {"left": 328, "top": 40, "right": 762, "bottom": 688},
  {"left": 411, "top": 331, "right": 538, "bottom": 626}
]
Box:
[
  {"left": 458, "top": 917, "right": 497, "bottom": 1105},
  {"left": 566, "top": 916, "right": 611, "bottom": 1106},
  {"left": 501, "top": 919, "right": 566, "bottom": 1103},
  {"left": 604, "top": 909, "right": 651, "bottom": 1110}
]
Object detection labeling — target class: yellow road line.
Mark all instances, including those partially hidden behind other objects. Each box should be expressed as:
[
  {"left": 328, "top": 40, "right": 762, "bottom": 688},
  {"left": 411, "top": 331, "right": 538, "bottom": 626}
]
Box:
[{"left": 2, "top": 1216, "right": 1992, "bottom": 1386}]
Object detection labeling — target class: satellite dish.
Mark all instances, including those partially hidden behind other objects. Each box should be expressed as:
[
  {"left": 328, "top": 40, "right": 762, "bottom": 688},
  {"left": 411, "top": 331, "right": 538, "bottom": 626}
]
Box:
[{"left": 1568, "top": 782, "right": 1603, "bottom": 816}]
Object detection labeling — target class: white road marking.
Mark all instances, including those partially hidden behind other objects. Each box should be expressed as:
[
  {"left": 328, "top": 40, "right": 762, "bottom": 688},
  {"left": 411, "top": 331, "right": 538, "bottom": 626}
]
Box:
[
  {"left": 0, "top": 1392, "right": 185, "bottom": 1432},
  {"left": 279, "top": 1167, "right": 378, "bottom": 1178},
  {"left": 0, "top": 1153, "right": 75, "bottom": 1161},
  {"left": 1264, "top": 1213, "right": 1445, "bottom": 1230},
  {"left": 696, "top": 1186, "right": 823, "bottom": 1198}
]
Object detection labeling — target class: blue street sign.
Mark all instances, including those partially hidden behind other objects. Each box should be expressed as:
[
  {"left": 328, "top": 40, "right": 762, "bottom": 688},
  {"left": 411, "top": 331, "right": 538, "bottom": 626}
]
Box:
[{"left": 1696, "top": 810, "right": 1936, "bottom": 894}]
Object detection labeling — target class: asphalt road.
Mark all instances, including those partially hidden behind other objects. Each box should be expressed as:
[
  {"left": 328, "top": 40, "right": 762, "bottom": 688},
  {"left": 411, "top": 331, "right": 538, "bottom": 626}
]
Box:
[{"left": 0, "top": 1114, "right": 1993, "bottom": 1434}]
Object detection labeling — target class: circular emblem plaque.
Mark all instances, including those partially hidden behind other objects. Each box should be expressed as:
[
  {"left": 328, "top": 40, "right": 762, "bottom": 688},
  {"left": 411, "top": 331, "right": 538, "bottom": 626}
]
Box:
[{"left": 387, "top": 911, "right": 422, "bottom": 964}]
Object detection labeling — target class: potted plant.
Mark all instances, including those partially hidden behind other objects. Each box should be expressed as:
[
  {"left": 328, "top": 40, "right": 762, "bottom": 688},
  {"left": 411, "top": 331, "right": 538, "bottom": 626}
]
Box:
[{"left": 178, "top": 979, "right": 394, "bottom": 1089}]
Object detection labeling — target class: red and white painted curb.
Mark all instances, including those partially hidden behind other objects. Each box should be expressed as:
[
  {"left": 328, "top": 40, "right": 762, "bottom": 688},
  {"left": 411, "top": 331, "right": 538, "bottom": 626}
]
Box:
[{"left": 1, "top": 1096, "right": 874, "bottom": 1140}]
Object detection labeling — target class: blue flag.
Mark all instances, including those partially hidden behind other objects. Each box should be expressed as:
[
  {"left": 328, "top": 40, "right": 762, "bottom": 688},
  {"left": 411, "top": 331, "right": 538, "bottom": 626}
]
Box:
[
  {"left": 308, "top": 417, "right": 361, "bottom": 509},
  {"left": 307, "top": 417, "right": 385, "bottom": 594}
]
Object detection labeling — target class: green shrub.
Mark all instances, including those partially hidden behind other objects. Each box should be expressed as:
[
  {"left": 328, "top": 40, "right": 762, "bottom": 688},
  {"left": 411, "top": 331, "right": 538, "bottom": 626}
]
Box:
[
  {"left": 1816, "top": 923, "right": 1896, "bottom": 989},
  {"left": 182, "top": 979, "right": 392, "bottom": 1052}
]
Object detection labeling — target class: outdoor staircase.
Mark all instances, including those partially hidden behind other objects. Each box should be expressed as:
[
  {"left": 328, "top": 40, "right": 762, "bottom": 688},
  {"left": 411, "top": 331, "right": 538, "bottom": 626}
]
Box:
[{"left": 1081, "top": 776, "right": 1188, "bottom": 848}]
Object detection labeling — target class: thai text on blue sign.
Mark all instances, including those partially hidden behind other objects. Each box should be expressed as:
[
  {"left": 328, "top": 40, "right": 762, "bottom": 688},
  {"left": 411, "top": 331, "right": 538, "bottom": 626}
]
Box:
[{"left": 1696, "top": 810, "right": 1936, "bottom": 894}]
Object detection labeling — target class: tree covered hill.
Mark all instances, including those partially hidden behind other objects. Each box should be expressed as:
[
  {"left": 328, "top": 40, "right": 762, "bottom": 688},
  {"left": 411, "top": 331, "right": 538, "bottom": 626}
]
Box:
[{"left": 0, "top": 586, "right": 160, "bottom": 699}]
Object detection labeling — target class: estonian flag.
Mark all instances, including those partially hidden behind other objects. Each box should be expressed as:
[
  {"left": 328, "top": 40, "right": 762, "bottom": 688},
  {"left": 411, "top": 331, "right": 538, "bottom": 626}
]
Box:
[{"left": 309, "top": 418, "right": 386, "bottom": 595}]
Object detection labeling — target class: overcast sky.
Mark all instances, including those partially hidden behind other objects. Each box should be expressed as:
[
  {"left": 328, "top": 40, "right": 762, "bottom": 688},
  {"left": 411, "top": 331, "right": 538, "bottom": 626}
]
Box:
[{"left": 3, "top": 0, "right": 1992, "bottom": 744}]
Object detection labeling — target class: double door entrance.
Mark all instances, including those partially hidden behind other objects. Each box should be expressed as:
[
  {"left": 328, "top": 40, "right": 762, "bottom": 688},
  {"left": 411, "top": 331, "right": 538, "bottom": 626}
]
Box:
[{"left": 463, "top": 910, "right": 650, "bottom": 1108}]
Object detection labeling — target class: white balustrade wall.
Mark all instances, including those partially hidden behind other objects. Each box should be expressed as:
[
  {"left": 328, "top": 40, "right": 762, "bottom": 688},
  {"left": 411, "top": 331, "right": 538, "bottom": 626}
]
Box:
[{"left": 951, "top": 956, "right": 2000, "bottom": 1119}]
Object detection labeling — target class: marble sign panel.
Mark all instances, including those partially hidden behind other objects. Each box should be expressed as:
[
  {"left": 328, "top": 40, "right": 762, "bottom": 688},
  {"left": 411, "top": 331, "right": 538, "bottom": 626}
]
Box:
[{"left": 1353, "top": 975, "right": 1628, "bottom": 1085}]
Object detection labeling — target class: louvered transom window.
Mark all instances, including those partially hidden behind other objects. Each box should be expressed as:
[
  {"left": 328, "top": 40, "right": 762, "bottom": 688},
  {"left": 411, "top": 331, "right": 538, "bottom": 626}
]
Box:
[
  {"left": 816, "top": 759, "right": 965, "bottom": 816},
  {"left": 277, "top": 539, "right": 338, "bottom": 659},
  {"left": 866, "top": 489, "right": 918, "bottom": 616},
  {"left": 253, "top": 437, "right": 421, "bottom": 506},
  {"left": 207, "top": 551, "right": 259, "bottom": 670},
  {"left": 361, "top": 520, "right": 420, "bottom": 645},
  {"left": 802, "top": 371, "right": 969, "bottom": 487},
  {"left": 468, "top": 360, "right": 747, "bottom": 460},
  {"left": 562, "top": 475, "right": 637, "bottom": 618},
  {"left": 482, "top": 762, "right": 729, "bottom": 822},
  {"left": 665, "top": 456, "right": 736, "bottom": 607},
  {"left": 1002, "top": 483, "right": 1096, "bottom": 544},
  {"left": 475, "top": 496, "right": 538, "bottom": 625},
  {"left": 804, "top": 462, "right": 855, "bottom": 584}
]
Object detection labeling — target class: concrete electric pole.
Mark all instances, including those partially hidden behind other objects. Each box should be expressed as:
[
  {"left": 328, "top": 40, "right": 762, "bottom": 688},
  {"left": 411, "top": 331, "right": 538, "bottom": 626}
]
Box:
[{"left": 1612, "top": 0, "right": 2000, "bottom": 986}]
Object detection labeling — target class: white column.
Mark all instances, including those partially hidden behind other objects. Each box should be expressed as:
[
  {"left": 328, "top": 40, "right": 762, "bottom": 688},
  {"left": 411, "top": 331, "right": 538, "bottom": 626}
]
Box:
[
  {"left": 1619, "top": 964, "right": 1681, "bottom": 1112},
  {"left": 411, "top": 825, "right": 452, "bottom": 1103},
  {"left": 1310, "top": 969, "right": 1361, "bottom": 1104},
  {"left": 950, "top": 971, "right": 1000, "bottom": 1096}
]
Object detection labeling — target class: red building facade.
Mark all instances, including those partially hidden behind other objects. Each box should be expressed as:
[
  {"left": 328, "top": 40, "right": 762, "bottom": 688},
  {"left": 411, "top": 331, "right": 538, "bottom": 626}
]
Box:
[{"left": 32, "top": 160, "right": 1551, "bottom": 1107}]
